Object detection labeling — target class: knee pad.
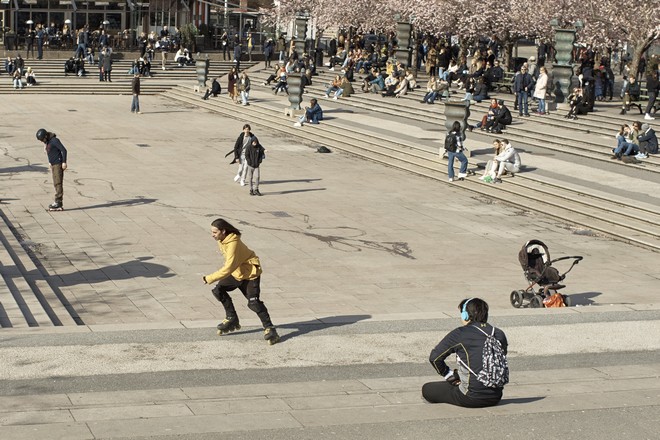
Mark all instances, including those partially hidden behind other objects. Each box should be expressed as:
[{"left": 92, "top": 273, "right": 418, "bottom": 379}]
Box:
[
  {"left": 247, "top": 297, "right": 263, "bottom": 313},
  {"left": 211, "top": 285, "right": 223, "bottom": 302}
]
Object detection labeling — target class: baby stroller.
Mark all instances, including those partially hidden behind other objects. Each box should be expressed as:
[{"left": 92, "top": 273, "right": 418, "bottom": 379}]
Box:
[{"left": 510, "top": 239, "right": 583, "bottom": 308}]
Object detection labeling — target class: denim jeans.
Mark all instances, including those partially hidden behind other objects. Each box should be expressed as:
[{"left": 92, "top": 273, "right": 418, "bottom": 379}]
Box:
[
  {"left": 538, "top": 98, "right": 545, "bottom": 113},
  {"left": 447, "top": 151, "right": 468, "bottom": 179},
  {"left": 613, "top": 135, "right": 637, "bottom": 156},
  {"left": 131, "top": 95, "right": 140, "bottom": 113},
  {"left": 517, "top": 92, "right": 529, "bottom": 115}
]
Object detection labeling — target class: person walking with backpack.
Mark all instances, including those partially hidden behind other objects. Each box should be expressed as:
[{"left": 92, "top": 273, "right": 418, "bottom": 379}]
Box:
[
  {"left": 422, "top": 298, "right": 509, "bottom": 408},
  {"left": 445, "top": 121, "right": 469, "bottom": 182}
]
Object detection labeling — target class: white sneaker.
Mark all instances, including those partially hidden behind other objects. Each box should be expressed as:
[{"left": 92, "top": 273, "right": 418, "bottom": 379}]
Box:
[
  {"left": 645, "top": 113, "right": 655, "bottom": 120},
  {"left": 448, "top": 178, "right": 454, "bottom": 182},
  {"left": 329, "top": 67, "right": 334, "bottom": 71},
  {"left": 293, "top": 122, "right": 302, "bottom": 127},
  {"left": 323, "top": 94, "right": 329, "bottom": 98},
  {"left": 333, "top": 96, "right": 338, "bottom": 100},
  {"left": 240, "top": 180, "right": 246, "bottom": 186},
  {"left": 234, "top": 174, "right": 240, "bottom": 182}
]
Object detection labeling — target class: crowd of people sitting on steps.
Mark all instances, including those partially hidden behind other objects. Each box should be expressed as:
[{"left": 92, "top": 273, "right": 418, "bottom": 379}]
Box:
[{"left": 4, "top": 54, "right": 38, "bottom": 88}]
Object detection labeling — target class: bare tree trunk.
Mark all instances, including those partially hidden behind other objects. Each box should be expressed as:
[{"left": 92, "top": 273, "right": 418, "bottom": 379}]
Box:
[{"left": 503, "top": 41, "right": 514, "bottom": 71}]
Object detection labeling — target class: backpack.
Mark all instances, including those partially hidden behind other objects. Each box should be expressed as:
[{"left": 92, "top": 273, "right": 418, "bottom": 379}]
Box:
[
  {"left": 460, "top": 326, "right": 509, "bottom": 388},
  {"left": 444, "top": 132, "right": 458, "bottom": 152}
]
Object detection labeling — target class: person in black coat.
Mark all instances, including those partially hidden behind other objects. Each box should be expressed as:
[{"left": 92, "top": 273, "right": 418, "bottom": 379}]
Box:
[
  {"left": 244, "top": 137, "right": 266, "bottom": 196},
  {"left": 491, "top": 100, "right": 512, "bottom": 133},
  {"left": 202, "top": 77, "right": 222, "bottom": 100}
]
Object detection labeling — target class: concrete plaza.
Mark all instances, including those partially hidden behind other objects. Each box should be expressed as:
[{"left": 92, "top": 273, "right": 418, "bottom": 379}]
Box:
[{"left": 0, "top": 90, "right": 659, "bottom": 439}]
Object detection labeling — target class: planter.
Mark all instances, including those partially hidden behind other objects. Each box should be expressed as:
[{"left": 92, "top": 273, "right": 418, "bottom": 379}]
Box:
[
  {"left": 287, "top": 73, "right": 304, "bottom": 110},
  {"left": 443, "top": 100, "right": 471, "bottom": 138}
]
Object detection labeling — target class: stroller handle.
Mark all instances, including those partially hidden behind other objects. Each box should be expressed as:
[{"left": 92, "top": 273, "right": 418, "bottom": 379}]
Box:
[
  {"left": 549, "top": 256, "right": 583, "bottom": 279},
  {"left": 549, "top": 256, "right": 583, "bottom": 265}
]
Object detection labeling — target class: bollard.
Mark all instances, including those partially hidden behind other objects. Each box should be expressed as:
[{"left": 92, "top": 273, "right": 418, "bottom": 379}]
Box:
[
  {"left": 195, "top": 56, "right": 209, "bottom": 89},
  {"left": 286, "top": 73, "right": 304, "bottom": 115},
  {"left": 444, "top": 100, "right": 472, "bottom": 156}
]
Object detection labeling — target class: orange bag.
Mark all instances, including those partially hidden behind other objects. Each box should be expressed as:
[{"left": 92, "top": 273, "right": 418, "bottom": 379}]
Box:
[{"left": 543, "top": 293, "right": 566, "bottom": 308}]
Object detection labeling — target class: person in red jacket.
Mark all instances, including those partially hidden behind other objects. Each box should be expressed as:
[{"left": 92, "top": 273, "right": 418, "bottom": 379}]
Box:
[{"left": 203, "top": 218, "right": 279, "bottom": 345}]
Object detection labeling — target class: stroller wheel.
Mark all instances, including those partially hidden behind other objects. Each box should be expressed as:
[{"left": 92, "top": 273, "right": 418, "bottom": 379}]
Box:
[
  {"left": 562, "top": 295, "right": 572, "bottom": 307},
  {"left": 529, "top": 295, "right": 544, "bottom": 308},
  {"left": 510, "top": 290, "right": 524, "bottom": 308}
]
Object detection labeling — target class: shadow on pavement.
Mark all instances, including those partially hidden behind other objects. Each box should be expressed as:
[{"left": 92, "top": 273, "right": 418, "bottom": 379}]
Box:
[
  {"left": 265, "top": 188, "right": 327, "bottom": 195},
  {"left": 49, "top": 256, "right": 175, "bottom": 286},
  {"left": 0, "top": 165, "right": 49, "bottom": 174},
  {"left": 260, "top": 178, "right": 322, "bottom": 185},
  {"left": 278, "top": 314, "right": 372, "bottom": 343},
  {"left": 65, "top": 197, "right": 157, "bottom": 211},
  {"left": 568, "top": 291, "right": 601, "bottom": 306},
  {"left": 499, "top": 396, "right": 546, "bottom": 405}
]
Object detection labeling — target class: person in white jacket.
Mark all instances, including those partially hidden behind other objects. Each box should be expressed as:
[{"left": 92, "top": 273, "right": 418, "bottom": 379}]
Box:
[
  {"left": 494, "top": 139, "right": 521, "bottom": 181},
  {"left": 534, "top": 66, "right": 548, "bottom": 115}
]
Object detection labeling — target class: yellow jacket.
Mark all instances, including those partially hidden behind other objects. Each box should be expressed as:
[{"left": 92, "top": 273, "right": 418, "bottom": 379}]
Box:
[{"left": 204, "top": 233, "right": 262, "bottom": 283}]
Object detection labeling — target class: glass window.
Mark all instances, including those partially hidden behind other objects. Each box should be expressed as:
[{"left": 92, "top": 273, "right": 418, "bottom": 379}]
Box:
[
  {"left": 105, "top": 12, "right": 120, "bottom": 30},
  {"left": 87, "top": 12, "right": 103, "bottom": 30},
  {"left": 49, "top": 12, "right": 64, "bottom": 28}
]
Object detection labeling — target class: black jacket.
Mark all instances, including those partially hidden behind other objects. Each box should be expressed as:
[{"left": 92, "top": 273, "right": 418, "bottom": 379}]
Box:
[
  {"left": 495, "top": 105, "right": 513, "bottom": 125},
  {"left": 45, "top": 135, "right": 68, "bottom": 165},
  {"left": 430, "top": 323, "right": 508, "bottom": 400},
  {"left": 232, "top": 132, "right": 255, "bottom": 162},
  {"left": 245, "top": 141, "right": 265, "bottom": 168}
]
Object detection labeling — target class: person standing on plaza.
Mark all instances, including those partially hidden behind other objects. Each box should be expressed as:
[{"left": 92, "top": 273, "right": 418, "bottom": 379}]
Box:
[
  {"left": 445, "top": 121, "right": 469, "bottom": 182},
  {"left": 203, "top": 218, "right": 280, "bottom": 345},
  {"left": 220, "top": 31, "right": 229, "bottom": 60},
  {"left": 534, "top": 66, "right": 548, "bottom": 115},
  {"left": 227, "top": 66, "right": 239, "bottom": 104},
  {"left": 245, "top": 136, "right": 265, "bottom": 196},
  {"left": 131, "top": 72, "right": 141, "bottom": 114},
  {"left": 100, "top": 46, "right": 113, "bottom": 82},
  {"left": 422, "top": 298, "right": 508, "bottom": 407},
  {"left": 263, "top": 38, "right": 273, "bottom": 68},
  {"left": 233, "top": 35, "right": 242, "bottom": 69},
  {"left": 514, "top": 65, "right": 532, "bottom": 117},
  {"left": 644, "top": 66, "right": 658, "bottom": 121},
  {"left": 36, "top": 128, "right": 68, "bottom": 211},
  {"left": 247, "top": 32, "right": 254, "bottom": 62},
  {"left": 36, "top": 24, "right": 45, "bottom": 60},
  {"left": 26, "top": 27, "right": 35, "bottom": 59},
  {"left": 238, "top": 70, "right": 251, "bottom": 106},
  {"left": 231, "top": 123, "right": 255, "bottom": 186}
]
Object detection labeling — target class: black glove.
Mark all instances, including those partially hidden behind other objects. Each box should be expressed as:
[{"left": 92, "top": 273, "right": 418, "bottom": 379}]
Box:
[{"left": 445, "top": 369, "right": 461, "bottom": 386}]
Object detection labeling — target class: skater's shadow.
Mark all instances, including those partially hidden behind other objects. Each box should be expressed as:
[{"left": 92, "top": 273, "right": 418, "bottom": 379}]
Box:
[
  {"left": 66, "top": 198, "right": 157, "bottom": 211},
  {"left": 277, "top": 315, "right": 372, "bottom": 343},
  {"left": 47, "top": 256, "right": 175, "bottom": 286}
]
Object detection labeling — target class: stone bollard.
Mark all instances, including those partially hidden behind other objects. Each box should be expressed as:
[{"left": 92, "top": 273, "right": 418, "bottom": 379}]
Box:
[
  {"left": 285, "top": 73, "right": 305, "bottom": 117},
  {"left": 444, "top": 100, "right": 472, "bottom": 156},
  {"left": 195, "top": 56, "right": 209, "bottom": 89}
]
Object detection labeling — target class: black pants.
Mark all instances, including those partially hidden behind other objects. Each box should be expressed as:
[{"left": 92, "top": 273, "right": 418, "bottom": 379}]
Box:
[
  {"left": 211, "top": 275, "right": 273, "bottom": 328},
  {"left": 422, "top": 382, "right": 501, "bottom": 408}
]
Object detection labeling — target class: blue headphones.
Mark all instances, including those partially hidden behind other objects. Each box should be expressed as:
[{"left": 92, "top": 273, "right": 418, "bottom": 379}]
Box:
[{"left": 461, "top": 298, "right": 473, "bottom": 321}]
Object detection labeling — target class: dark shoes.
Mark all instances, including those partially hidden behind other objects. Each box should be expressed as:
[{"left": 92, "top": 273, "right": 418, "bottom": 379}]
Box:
[{"left": 250, "top": 189, "right": 262, "bottom": 196}]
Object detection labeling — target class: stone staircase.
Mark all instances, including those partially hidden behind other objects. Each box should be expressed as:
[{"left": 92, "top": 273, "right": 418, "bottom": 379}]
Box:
[
  {"left": 0, "top": 210, "right": 80, "bottom": 328},
  {"left": 0, "top": 59, "right": 259, "bottom": 95}
]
